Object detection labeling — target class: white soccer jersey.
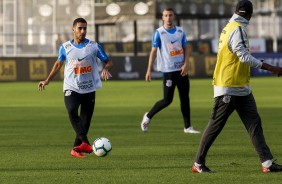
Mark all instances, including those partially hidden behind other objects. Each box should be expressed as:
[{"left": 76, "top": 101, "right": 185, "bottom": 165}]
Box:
[
  {"left": 156, "top": 26, "right": 185, "bottom": 72},
  {"left": 61, "top": 40, "right": 104, "bottom": 94}
]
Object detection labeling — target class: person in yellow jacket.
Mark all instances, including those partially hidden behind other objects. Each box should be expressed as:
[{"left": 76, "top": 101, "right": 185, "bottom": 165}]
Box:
[{"left": 192, "top": 0, "right": 282, "bottom": 173}]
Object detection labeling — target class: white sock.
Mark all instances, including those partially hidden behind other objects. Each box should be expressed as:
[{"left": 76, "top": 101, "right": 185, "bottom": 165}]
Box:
[
  {"left": 262, "top": 160, "right": 272, "bottom": 168},
  {"left": 194, "top": 162, "right": 202, "bottom": 167}
]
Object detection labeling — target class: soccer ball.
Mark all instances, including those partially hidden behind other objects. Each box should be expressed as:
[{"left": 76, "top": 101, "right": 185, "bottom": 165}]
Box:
[{"left": 93, "top": 137, "right": 112, "bottom": 157}]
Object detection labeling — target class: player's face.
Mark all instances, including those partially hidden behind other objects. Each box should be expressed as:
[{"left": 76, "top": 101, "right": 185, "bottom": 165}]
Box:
[
  {"left": 73, "top": 22, "right": 87, "bottom": 43},
  {"left": 162, "top": 10, "right": 175, "bottom": 27}
]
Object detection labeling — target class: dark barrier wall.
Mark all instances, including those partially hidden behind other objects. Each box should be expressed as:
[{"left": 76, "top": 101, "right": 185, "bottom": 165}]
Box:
[{"left": 1, "top": 53, "right": 281, "bottom": 81}]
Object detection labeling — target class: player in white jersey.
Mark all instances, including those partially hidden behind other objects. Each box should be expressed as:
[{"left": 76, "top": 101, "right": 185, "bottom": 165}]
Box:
[
  {"left": 38, "top": 18, "right": 112, "bottom": 158},
  {"left": 141, "top": 8, "right": 200, "bottom": 134}
]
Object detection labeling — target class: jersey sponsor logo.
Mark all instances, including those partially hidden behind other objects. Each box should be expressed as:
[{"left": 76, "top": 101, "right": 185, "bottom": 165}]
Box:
[
  {"left": 168, "top": 41, "right": 183, "bottom": 57},
  {"left": 173, "top": 62, "right": 183, "bottom": 69},
  {"left": 77, "top": 80, "right": 93, "bottom": 90},
  {"left": 170, "top": 49, "right": 183, "bottom": 57},
  {"left": 74, "top": 66, "right": 92, "bottom": 74},
  {"left": 69, "top": 59, "right": 93, "bottom": 75}
]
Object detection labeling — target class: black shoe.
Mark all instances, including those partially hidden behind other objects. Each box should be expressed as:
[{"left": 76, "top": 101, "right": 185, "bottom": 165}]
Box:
[
  {"left": 192, "top": 163, "right": 211, "bottom": 173},
  {"left": 262, "top": 162, "right": 282, "bottom": 173}
]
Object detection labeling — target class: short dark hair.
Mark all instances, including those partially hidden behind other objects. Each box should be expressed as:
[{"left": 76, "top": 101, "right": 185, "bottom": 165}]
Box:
[
  {"left": 73, "top": 18, "right": 87, "bottom": 27},
  {"left": 163, "top": 8, "right": 175, "bottom": 14}
]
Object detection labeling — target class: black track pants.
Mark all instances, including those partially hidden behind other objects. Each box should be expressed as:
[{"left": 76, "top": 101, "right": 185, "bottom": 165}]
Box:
[
  {"left": 147, "top": 71, "right": 191, "bottom": 128},
  {"left": 194, "top": 93, "right": 273, "bottom": 165},
  {"left": 64, "top": 90, "right": 95, "bottom": 147}
]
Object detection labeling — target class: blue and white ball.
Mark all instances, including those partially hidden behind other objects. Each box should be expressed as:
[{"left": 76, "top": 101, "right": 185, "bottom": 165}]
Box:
[{"left": 93, "top": 137, "right": 112, "bottom": 157}]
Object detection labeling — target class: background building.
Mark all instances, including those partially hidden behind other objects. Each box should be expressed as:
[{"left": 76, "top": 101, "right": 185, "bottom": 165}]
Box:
[
  {"left": 0, "top": 0, "right": 282, "bottom": 81},
  {"left": 0, "top": 0, "right": 282, "bottom": 57}
]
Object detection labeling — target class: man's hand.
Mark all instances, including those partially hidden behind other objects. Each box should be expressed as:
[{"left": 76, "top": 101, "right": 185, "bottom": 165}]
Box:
[
  {"left": 271, "top": 67, "right": 282, "bottom": 77},
  {"left": 262, "top": 63, "right": 282, "bottom": 77},
  {"left": 38, "top": 80, "right": 49, "bottom": 91},
  {"left": 180, "top": 64, "right": 188, "bottom": 76},
  {"left": 145, "top": 71, "right": 151, "bottom": 82},
  {"left": 101, "top": 69, "right": 112, "bottom": 80}
]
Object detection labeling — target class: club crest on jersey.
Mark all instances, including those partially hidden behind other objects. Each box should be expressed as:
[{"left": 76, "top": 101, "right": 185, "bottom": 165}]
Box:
[
  {"left": 64, "top": 43, "right": 72, "bottom": 50},
  {"left": 65, "top": 90, "right": 72, "bottom": 96},
  {"left": 166, "top": 80, "right": 172, "bottom": 87},
  {"left": 222, "top": 95, "right": 231, "bottom": 103}
]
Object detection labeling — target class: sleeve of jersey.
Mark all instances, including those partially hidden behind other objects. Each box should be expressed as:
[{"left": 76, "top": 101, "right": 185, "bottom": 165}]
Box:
[
  {"left": 97, "top": 44, "right": 109, "bottom": 62},
  {"left": 57, "top": 45, "right": 66, "bottom": 62},
  {"left": 182, "top": 31, "right": 188, "bottom": 46},
  {"left": 152, "top": 30, "right": 160, "bottom": 48}
]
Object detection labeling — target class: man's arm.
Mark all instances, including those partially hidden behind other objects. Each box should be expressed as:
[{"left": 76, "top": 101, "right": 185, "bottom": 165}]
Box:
[
  {"left": 100, "top": 60, "right": 113, "bottom": 81},
  {"left": 38, "top": 60, "right": 64, "bottom": 91},
  {"left": 181, "top": 45, "right": 189, "bottom": 76},
  {"left": 230, "top": 27, "right": 282, "bottom": 76},
  {"left": 261, "top": 62, "right": 282, "bottom": 76},
  {"left": 146, "top": 47, "right": 157, "bottom": 82},
  {"left": 97, "top": 44, "right": 113, "bottom": 81}
]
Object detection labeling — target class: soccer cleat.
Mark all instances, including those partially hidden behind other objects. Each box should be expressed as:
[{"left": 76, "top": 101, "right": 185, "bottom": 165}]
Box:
[
  {"left": 71, "top": 149, "right": 85, "bottom": 158},
  {"left": 141, "top": 112, "right": 150, "bottom": 132},
  {"left": 73, "top": 142, "right": 93, "bottom": 153},
  {"left": 262, "top": 162, "right": 282, "bottom": 173},
  {"left": 184, "top": 127, "right": 200, "bottom": 134},
  {"left": 192, "top": 163, "right": 211, "bottom": 173}
]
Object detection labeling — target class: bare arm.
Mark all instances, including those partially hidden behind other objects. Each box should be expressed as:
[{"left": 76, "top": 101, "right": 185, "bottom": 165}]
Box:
[
  {"left": 101, "top": 60, "right": 113, "bottom": 81},
  {"left": 261, "top": 62, "right": 282, "bottom": 77},
  {"left": 38, "top": 60, "right": 64, "bottom": 91},
  {"left": 180, "top": 45, "right": 189, "bottom": 76},
  {"left": 145, "top": 47, "right": 157, "bottom": 82}
]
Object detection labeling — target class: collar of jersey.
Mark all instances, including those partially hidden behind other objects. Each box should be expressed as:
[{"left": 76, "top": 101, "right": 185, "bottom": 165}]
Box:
[
  {"left": 70, "top": 38, "right": 89, "bottom": 49},
  {"left": 163, "top": 26, "right": 176, "bottom": 34}
]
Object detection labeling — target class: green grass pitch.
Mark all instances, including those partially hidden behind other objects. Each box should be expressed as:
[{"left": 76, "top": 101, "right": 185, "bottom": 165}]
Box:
[{"left": 0, "top": 77, "right": 282, "bottom": 183}]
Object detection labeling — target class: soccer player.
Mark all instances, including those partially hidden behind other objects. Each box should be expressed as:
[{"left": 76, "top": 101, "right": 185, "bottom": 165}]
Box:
[
  {"left": 141, "top": 8, "right": 200, "bottom": 134},
  {"left": 38, "top": 18, "right": 112, "bottom": 158},
  {"left": 192, "top": 0, "right": 282, "bottom": 173}
]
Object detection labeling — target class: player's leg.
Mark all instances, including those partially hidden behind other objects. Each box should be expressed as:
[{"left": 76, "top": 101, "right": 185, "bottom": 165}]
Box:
[
  {"left": 176, "top": 75, "right": 200, "bottom": 134},
  {"left": 70, "top": 92, "right": 95, "bottom": 154},
  {"left": 146, "top": 72, "right": 176, "bottom": 119},
  {"left": 194, "top": 96, "right": 235, "bottom": 168},
  {"left": 236, "top": 94, "right": 273, "bottom": 163},
  {"left": 236, "top": 94, "right": 282, "bottom": 172},
  {"left": 176, "top": 75, "right": 190, "bottom": 128},
  {"left": 141, "top": 72, "right": 176, "bottom": 132},
  {"left": 80, "top": 92, "right": 95, "bottom": 138},
  {"left": 64, "top": 90, "right": 89, "bottom": 146}
]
